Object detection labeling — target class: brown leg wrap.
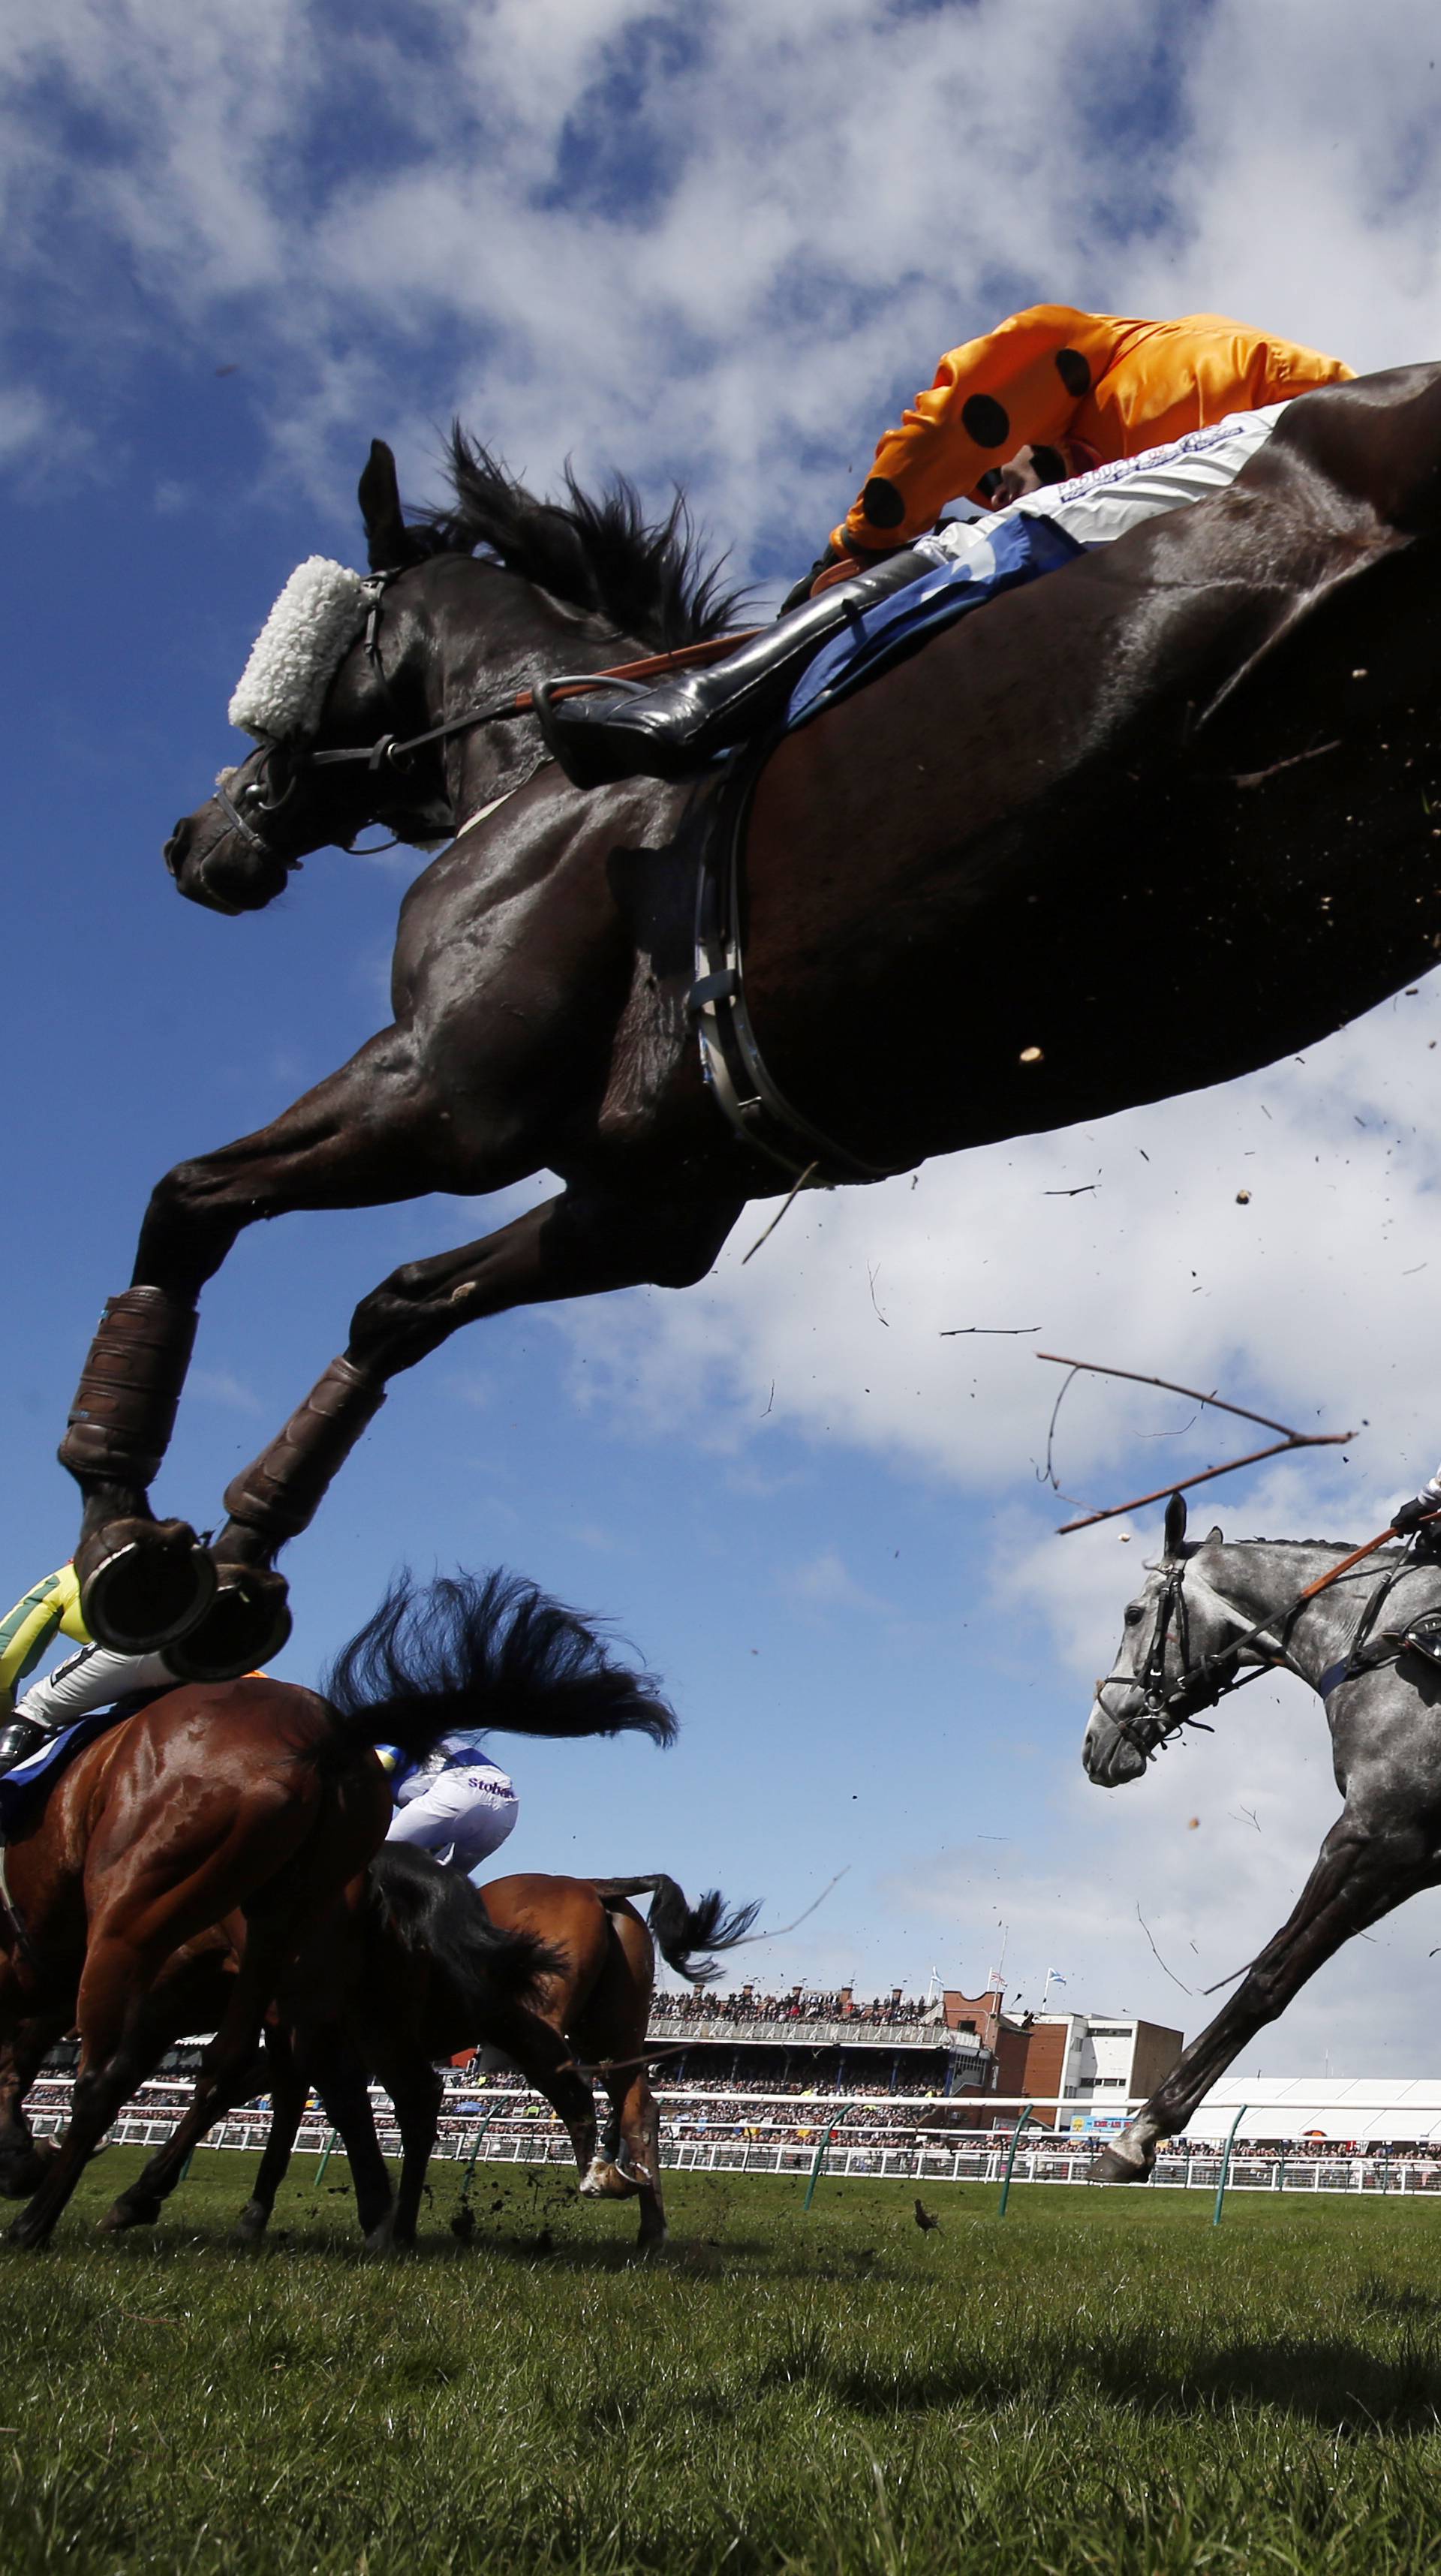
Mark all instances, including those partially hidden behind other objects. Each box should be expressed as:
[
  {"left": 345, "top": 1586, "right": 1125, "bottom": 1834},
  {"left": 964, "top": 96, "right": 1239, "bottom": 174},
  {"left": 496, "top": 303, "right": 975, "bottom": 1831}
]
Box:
[
  {"left": 221, "top": 1357, "right": 386, "bottom": 1545},
  {"left": 58, "top": 1289, "right": 199, "bottom": 1485}
]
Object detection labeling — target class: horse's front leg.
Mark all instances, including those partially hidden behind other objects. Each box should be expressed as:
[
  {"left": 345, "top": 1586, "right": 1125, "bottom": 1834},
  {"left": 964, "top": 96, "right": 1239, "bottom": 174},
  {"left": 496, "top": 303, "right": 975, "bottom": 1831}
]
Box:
[
  {"left": 0, "top": 2001, "right": 72, "bottom": 2200},
  {"left": 1093, "top": 1821, "right": 1435, "bottom": 2183},
  {"left": 233, "top": 2028, "right": 309, "bottom": 2243},
  {"left": 58, "top": 1028, "right": 456, "bottom": 1664}
]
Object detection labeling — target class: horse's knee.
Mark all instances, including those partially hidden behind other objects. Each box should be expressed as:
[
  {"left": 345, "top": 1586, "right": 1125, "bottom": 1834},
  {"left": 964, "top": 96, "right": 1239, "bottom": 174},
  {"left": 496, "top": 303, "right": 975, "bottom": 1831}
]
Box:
[{"left": 145, "top": 1156, "right": 233, "bottom": 1237}]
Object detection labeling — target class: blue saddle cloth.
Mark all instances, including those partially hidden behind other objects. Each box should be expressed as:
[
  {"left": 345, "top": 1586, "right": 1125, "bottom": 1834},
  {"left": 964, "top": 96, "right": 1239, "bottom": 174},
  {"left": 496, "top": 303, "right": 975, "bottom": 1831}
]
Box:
[
  {"left": 0, "top": 1703, "right": 134, "bottom": 1839},
  {"left": 783, "top": 513, "right": 1083, "bottom": 734}
]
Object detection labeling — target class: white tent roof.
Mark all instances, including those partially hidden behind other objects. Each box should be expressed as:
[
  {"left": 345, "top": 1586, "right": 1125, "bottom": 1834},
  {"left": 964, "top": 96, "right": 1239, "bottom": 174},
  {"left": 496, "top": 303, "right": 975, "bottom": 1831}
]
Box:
[{"left": 1182, "top": 2079, "right": 1441, "bottom": 2144}]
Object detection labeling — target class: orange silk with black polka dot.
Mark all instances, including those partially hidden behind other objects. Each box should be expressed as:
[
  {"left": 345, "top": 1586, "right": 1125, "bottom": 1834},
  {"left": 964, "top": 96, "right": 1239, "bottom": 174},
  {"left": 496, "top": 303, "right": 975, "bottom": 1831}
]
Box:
[{"left": 833, "top": 305, "right": 1353, "bottom": 556}]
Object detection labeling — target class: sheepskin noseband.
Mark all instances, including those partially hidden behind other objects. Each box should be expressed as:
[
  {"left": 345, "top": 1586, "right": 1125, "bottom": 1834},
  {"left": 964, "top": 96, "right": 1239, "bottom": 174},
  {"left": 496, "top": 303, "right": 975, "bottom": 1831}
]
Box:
[{"left": 227, "top": 556, "right": 370, "bottom": 742}]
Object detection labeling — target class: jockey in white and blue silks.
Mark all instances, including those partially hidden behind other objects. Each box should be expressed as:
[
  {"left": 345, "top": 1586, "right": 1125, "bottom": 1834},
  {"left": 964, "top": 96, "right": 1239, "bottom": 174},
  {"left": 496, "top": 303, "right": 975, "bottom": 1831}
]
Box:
[
  {"left": 379, "top": 1732, "right": 519, "bottom": 1876},
  {"left": 783, "top": 404, "right": 1286, "bottom": 728}
]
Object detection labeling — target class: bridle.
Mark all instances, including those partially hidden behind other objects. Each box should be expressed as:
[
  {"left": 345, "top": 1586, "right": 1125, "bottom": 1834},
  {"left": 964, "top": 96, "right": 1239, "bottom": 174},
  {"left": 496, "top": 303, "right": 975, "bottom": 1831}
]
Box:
[
  {"left": 200, "top": 565, "right": 761, "bottom": 874},
  {"left": 1097, "top": 1544, "right": 1418, "bottom": 1765},
  {"left": 1094, "top": 1555, "right": 1265, "bottom": 1764}
]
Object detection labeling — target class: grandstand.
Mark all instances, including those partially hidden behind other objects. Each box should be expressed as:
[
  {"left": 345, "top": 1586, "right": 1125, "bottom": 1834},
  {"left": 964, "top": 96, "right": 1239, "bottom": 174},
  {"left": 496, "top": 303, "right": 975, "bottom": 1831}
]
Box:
[
  {"left": 641, "top": 1979, "right": 997, "bottom": 2101},
  {"left": 35, "top": 1981, "right": 1441, "bottom": 2202}
]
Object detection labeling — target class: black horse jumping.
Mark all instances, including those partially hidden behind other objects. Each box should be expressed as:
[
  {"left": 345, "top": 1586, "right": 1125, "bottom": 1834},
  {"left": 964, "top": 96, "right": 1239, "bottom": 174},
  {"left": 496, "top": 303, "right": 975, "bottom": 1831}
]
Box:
[{"left": 60, "top": 363, "right": 1441, "bottom": 1667}]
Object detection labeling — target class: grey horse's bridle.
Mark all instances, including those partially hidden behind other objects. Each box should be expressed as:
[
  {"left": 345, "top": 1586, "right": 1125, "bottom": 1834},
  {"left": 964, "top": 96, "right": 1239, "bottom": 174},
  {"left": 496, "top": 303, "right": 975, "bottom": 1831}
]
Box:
[
  {"left": 1097, "top": 1545, "right": 1420, "bottom": 1767},
  {"left": 1095, "top": 1557, "right": 1277, "bottom": 1764}
]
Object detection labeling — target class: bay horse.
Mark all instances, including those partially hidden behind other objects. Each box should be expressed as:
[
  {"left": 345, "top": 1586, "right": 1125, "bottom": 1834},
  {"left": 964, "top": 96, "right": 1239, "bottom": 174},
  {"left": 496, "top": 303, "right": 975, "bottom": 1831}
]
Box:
[
  {"left": 59, "top": 363, "right": 1441, "bottom": 1669},
  {"left": 0, "top": 1568, "right": 675, "bottom": 2245},
  {"left": 1082, "top": 1492, "right": 1441, "bottom": 2181},
  {"left": 186, "top": 1855, "right": 757, "bottom": 2253}
]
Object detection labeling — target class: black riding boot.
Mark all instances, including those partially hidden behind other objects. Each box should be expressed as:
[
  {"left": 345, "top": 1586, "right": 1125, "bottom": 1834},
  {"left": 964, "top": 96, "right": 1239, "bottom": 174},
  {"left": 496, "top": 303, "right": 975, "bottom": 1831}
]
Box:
[
  {"left": 535, "top": 548, "right": 931, "bottom": 790},
  {"left": 0, "top": 1719, "right": 52, "bottom": 1775}
]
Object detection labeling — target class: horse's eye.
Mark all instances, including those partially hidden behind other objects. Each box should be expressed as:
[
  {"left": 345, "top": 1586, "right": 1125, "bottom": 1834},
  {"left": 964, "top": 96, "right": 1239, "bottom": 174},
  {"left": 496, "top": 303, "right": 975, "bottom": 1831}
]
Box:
[
  {"left": 244, "top": 780, "right": 265, "bottom": 805},
  {"left": 1124, "top": 1605, "right": 1145, "bottom": 1626}
]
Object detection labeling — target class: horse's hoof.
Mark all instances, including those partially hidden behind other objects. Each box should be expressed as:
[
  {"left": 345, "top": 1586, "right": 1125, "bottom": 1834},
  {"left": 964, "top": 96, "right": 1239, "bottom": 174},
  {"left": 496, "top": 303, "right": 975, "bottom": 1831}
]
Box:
[
  {"left": 97, "top": 2192, "right": 161, "bottom": 2234},
  {"left": 1089, "top": 2142, "right": 1151, "bottom": 2184},
  {"left": 164, "top": 1566, "right": 292, "bottom": 1682},
  {"left": 233, "top": 2204, "right": 269, "bottom": 2245},
  {"left": 582, "top": 2159, "right": 640, "bottom": 2201},
  {"left": 7, "top": 2209, "right": 52, "bottom": 2250},
  {"left": 77, "top": 1518, "right": 215, "bottom": 1654}
]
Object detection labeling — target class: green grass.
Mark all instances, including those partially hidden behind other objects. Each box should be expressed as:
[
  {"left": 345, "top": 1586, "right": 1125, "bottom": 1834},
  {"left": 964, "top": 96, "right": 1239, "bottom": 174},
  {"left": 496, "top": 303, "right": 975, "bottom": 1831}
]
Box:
[{"left": 2, "top": 2150, "right": 1441, "bottom": 2573}]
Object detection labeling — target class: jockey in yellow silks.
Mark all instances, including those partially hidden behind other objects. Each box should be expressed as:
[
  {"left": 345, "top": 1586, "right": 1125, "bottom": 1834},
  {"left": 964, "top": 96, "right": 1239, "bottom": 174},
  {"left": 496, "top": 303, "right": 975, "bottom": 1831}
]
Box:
[
  {"left": 0, "top": 1565, "right": 183, "bottom": 1772},
  {"left": 831, "top": 305, "right": 1353, "bottom": 562}
]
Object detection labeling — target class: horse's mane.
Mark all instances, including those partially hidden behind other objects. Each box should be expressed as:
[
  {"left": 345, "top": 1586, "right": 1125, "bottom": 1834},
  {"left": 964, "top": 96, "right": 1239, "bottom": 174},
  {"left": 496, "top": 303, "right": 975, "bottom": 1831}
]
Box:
[
  {"left": 417, "top": 427, "right": 747, "bottom": 651},
  {"left": 1226, "top": 1536, "right": 1395, "bottom": 1553}
]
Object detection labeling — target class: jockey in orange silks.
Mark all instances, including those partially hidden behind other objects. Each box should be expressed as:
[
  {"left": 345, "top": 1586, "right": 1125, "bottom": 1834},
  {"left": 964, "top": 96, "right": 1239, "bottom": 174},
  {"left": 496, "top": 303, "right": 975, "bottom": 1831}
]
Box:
[
  {"left": 537, "top": 305, "right": 1352, "bottom": 792},
  {"left": 832, "top": 305, "right": 1353, "bottom": 562}
]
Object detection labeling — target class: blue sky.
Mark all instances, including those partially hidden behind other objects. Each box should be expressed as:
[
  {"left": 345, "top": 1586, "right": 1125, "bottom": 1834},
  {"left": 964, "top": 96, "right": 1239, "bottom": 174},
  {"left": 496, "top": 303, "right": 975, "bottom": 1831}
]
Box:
[{"left": 6, "top": 0, "right": 1441, "bottom": 2070}]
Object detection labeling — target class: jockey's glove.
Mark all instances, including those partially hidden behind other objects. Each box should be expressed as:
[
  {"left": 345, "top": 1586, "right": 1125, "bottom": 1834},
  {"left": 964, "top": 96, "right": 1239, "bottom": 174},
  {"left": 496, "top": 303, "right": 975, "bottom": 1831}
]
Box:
[
  {"left": 1391, "top": 1490, "right": 1441, "bottom": 1534},
  {"left": 780, "top": 553, "right": 841, "bottom": 615}
]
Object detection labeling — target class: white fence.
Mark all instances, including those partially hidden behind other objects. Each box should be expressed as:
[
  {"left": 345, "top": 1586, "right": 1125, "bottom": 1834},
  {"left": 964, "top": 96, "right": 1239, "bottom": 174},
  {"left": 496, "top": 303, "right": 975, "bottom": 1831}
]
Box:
[{"left": 27, "top": 2076, "right": 1441, "bottom": 2198}]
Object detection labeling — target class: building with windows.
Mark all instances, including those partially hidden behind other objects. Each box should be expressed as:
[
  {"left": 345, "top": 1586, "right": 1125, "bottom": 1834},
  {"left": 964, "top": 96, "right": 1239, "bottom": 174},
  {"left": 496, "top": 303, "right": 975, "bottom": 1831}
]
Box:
[{"left": 1008, "top": 2012, "right": 1183, "bottom": 2127}]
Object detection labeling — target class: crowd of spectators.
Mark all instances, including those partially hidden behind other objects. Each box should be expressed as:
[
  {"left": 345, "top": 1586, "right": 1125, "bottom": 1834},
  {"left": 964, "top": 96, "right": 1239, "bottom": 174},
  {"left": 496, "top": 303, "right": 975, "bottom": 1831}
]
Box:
[{"left": 648, "top": 1984, "right": 946, "bottom": 2027}]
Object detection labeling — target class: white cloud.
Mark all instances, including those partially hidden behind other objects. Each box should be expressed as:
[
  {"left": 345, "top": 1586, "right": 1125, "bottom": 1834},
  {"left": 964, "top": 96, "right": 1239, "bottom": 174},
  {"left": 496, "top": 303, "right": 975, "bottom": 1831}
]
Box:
[{"left": 8, "top": 0, "right": 1439, "bottom": 569}]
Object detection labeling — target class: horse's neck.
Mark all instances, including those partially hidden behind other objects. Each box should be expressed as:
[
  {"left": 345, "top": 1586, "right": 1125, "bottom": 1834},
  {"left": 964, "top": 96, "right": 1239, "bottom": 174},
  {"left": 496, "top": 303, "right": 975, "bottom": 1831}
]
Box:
[
  {"left": 1198, "top": 1541, "right": 1404, "bottom": 1692},
  {"left": 443, "top": 573, "right": 636, "bottom": 813}
]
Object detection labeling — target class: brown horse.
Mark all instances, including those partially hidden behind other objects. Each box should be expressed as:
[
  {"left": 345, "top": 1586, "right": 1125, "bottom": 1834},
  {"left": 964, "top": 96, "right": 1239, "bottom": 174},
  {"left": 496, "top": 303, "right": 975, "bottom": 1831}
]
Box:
[
  {"left": 0, "top": 1569, "right": 675, "bottom": 2246},
  {"left": 59, "top": 364, "right": 1441, "bottom": 1670},
  {"left": 181, "top": 1854, "right": 757, "bottom": 2253}
]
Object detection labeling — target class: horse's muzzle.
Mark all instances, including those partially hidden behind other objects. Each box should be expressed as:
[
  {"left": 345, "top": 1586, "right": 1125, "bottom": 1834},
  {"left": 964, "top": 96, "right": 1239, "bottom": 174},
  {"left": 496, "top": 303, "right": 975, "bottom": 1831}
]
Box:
[
  {"left": 161, "top": 810, "right": 285, "bottom": 914},
  {"left": 1082, "top": 1699, "right": 1148, "bottom": 1787}
]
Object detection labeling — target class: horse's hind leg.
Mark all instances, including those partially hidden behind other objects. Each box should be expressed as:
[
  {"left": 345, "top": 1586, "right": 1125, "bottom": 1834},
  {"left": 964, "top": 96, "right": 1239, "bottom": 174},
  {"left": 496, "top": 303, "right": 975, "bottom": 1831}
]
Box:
[
  {"left": 486, "top": 2004, "right": 600, "bottom": 2186},
  {"left": 600, "top": 2068, "right": 668, "bottom": 2251},
  {"left": 571, "top": 1909, "right": 666, "bottom": 2246},
  {"left": 197, "top": 1186, "right": 742, "bottom": 1669},
  {"left": 301, "top": 2027, "right": 398, "bottom": 2246},
  {"left": 1095, "top": 1822, "right": 1435, "bottom": 2183},
  {"left": 368, "top": 2043, "right": 442, "bottom": 2249}
]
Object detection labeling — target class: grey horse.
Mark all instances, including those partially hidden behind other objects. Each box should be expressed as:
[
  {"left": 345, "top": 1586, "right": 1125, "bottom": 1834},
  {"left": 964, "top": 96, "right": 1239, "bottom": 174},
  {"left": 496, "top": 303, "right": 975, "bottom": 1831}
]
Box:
[{"left": 1080, "top": 1491, "right": 1441, "bottom": 2183}]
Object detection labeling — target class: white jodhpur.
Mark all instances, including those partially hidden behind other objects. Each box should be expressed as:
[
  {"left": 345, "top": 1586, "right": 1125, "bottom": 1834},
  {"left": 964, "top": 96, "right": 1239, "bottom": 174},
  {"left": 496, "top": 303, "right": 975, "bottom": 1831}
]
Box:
[
  {"left": 913, "top": 403, "right": 1285, "bottom": 576},
  {"left": 385, "top": 1748, "right": 520, "bottom": 1876}
]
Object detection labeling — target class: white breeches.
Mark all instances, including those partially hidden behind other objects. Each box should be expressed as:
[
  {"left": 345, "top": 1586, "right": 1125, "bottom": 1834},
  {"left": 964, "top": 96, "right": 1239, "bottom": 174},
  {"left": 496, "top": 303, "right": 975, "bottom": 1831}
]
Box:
[
  {"left": 385, "top": 1767, "right": 520, "bottom": 1876},
  {"left": 914, "top": 404, "right": 1285, "bottom": 572},
  {"left": 17, "top": 1642, "right": 176, "bottom": 1732}
]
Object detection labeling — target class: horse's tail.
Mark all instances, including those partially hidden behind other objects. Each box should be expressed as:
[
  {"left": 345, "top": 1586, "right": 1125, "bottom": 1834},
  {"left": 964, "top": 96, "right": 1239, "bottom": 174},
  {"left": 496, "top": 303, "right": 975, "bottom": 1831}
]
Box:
[
  {"left": 588, "top": 1875, "right": 760, "bottom": 1985},
  {"left": 369, "top": 1843, "right": 562, "bottom": 2015},
  {"left": 320, "top": 1569, "right": 678, "bottom": 1766}
]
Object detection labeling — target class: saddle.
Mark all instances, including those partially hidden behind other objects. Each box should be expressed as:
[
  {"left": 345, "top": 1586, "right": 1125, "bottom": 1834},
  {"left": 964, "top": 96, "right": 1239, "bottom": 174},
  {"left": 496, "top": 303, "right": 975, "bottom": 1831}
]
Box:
[{"left": 0, "top": 1690, "right": 167, "bottom": 1839}]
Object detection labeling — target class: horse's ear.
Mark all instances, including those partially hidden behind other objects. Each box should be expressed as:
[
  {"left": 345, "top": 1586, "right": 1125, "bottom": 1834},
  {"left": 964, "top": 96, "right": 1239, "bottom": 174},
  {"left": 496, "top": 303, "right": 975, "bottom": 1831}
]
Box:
[
  {"left": 358, "top": 440, "right": 411, "bottom": 571},
  {"left": 1163, "top": 1491, "right": 1188, "bottom": 1557},
  {"left": 1205, "top": 1524, "right": 1223, "bottom": 1544}
]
